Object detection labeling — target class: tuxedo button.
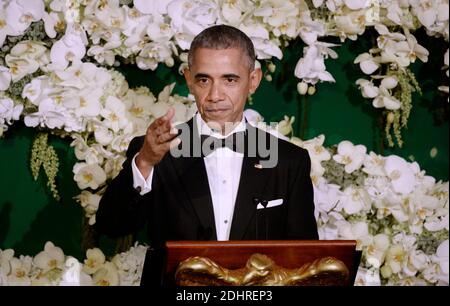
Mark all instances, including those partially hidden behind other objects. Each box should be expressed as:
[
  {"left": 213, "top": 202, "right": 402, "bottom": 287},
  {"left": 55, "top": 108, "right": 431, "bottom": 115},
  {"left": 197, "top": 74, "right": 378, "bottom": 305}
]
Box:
[
  {"left": 224, "top": 220, "right": 228, "bottom": 224},
  {"left": 222, "top": 180, "right": 226, "bottom": 184}
]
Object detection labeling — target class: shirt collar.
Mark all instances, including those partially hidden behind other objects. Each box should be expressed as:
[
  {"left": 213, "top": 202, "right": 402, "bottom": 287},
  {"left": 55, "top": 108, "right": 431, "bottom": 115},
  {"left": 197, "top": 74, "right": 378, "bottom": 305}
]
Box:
[{"left": 195, "top": 112, "right": 246, "bottom": 139}]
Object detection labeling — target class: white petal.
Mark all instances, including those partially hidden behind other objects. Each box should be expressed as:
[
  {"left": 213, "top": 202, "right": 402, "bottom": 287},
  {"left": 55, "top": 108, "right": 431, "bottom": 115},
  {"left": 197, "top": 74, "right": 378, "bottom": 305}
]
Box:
[
  {"left": 381, "top": 76, "right": 398, "bottom": 89},
  {"left": 0, "top": 66, "right": 11, "bottom": 91},
  {"left": 360, "top": 60, "right": 379, "bottom": 75}
]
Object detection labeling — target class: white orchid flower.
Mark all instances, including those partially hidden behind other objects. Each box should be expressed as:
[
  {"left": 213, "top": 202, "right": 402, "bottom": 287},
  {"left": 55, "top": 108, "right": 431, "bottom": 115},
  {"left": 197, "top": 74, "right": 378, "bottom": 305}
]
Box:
[
  {"left": 0, "top": 97, "right": 23, "bottom": 125},
  {"left": 9, "top": 40, "right": 47, "bottom": 61},
  {"left": 149, "top": 101, "right": 170, "bottom": 119},
  {"left": 394, "top": 29, "right": 429, "bottom": 64},
  {"left": 314, "top": 177, "right": 343, "bottom": 219},
  {"left": 23, "top": 98, "right": 67, "bottom": 129},
  {"left": 146, "top": 14, "right": 174, "bottom": 42},
  {"left": 0, "top": 249, "right": 14, "bottom": 276},
  {"left": 362, "top": 151, "right": 386, "bottom": 176},
  {"left": 337, "top": 186, "right": 371, "bottom": 215},
  {"left": 425, "top": 213, "right": 449, "bottom": 232},
  {"left": 42, "top": 11, "right": 64, "bottom": 39},
  {"left": 87, "top": 45, "right": 116, "bottom": 66},
  {"left": 33, "top": 241, "right": 65, "bottom": 273},
  {"left": 433, "top": 240, "right": 449, "bottom": 284},
  {"left": 409, "top": 0, "right": 439, "bottom": 28},
  {"left": 238, "top": 22, "right": 283, "bottom": 59},
  {"left": 384, "top": 244, "right": 408, "bottom": 274},
  {"left": 0, "top": 7, "right": 13, "bottom": 47},
  {"left": 60, "top": 257, "right": 93, "bottom": 286},
  {"left": 92, "top": 262, "right": 119, "bottom": 286},
  {"left": 295, "top": 44, "right": 336, "bottom": 84},
  {"left": 243, "top": 108, "right": 264, "bottom": 125},
  {"left": 92, "top": 122, "right": 114, "bottom": 146},
  {"left": 356, "top": 79, "right": 379, "bottom": 98},
  {"left": 384, "top": 155, "right": 416, "bottom": 195},
  {"left": 403, "top": 249, "right": 429, "bottom": 276},
  {"left": 296, "top": 134, "right": 331, "bottom": 179},
  {"left": 104, "top": 154, "right": 126, "bottom": 179},
  {"left": 21, "top": 76, "right": 47, "bottom": 105},
  {"left": 333, "top": 8, "right": 366, "bottom": 41},
  {"left": 64, "top": 87, "right": 103, "bottom": 118},
  {"left": 134, "top": 0, "right": 170, "bottom": 15},
  {"left": 136, "top": 41, "right": 173, "bottom": 70},
  {"left": 372, "top": 76, "right": 401, "bottom": 110},
  {"left": 337, "top": 220, "right": 369, "bottom": 246},
  {"left": 354, "top": 52, "right": 380, "bottom": 75},
  {"left": 7, "top": 256, "right": 32, "bottom": 286},
  {"left": 168, "top": 0, "right": 218, "bottom": 37},
  {"left": 111, "top": 134, "right": 134, "bottom": 153},
  {"left": 220, "top": 0, "right": 248, "bottom": 25},
  {"left": 354, "top": 267, "right": 381, "bottom": 286},
  {"left": 298, "top": 15, "right": 326, "bottom": 45},
  {"left": 317, "top": 211, "right": 345, "bottom": 240},
  {"left": 333, "top": 140, "right": 367, "bottom": 173},
  {"left": 5, "top": 55, "right": 39, "bottom": 82},
  {"left": 364, "top": 234, "right": 390, "bottom": 269},
  {"left": 100, "top": 96, "right": 129, "bottom": 133},
  {"left": 374, "top": 193, "right": 409, "bottom": 222},
  {"left": 276, "top": 115, "right": 295, "bottom": 136},
  {"left": 423, "top": 239, "right": 449, "bottom": 285},
  {"left": 73, "top": 162, "right": 107, "bottom": 190},
  {"left": 5, "top": 0, "right": 45, "bottom": 36},
  {"left": 251, "top": 37, "right": 283, "bottom": 60},
  {"left": 83, "top": 248, "right": 106, "bottom": 275},
  {"left": 374, "top": 24, "right": 406, "bottom": 48},
  {"left": 50, "top": 31, "right": 86, "bottom": 70},
  {"left": 0, "top": 66, "right": 11, "bottom": 91},
  {"left": 112, "top": 244, "right": 147, "bottom": 285},
  {"left": 343, "top": 0, "right": 370, "bottom": 10}
]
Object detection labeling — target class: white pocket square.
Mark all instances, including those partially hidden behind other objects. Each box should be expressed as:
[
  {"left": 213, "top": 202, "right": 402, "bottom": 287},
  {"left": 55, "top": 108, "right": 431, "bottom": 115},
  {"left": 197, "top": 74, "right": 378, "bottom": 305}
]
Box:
[{"left": 256, "top": 199, "right": 283, "bottom": 209}]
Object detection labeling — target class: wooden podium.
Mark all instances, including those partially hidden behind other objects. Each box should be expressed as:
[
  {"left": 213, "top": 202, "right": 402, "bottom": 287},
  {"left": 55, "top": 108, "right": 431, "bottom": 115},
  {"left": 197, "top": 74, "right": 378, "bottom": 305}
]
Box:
[{"left": 141, "top": 240, "right": 361, "bottom": 286}]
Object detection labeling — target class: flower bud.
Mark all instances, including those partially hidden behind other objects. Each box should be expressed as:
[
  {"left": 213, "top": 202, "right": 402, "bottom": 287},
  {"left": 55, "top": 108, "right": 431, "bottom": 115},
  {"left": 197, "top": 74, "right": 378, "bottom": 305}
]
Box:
[
  {"left": 387, "top": 112, "right": 395, "bottom": 123},
  {"left": 307, "top": 85, "right": 316, "bottom": 95},
  {"left": 268, "top": 62, "right": 276, "bottom": 73},
  {"left": 179, "top": 53, "right": 188, "bottom": 62},
  {"left": 165, "top": 57, "right": 174, "bottom": 67},
  {"left": 297, "top": 82, "right": 308, "bottom": 95},
  {"left": 265, "top": 74, "right": 272, "bottom": 82}
]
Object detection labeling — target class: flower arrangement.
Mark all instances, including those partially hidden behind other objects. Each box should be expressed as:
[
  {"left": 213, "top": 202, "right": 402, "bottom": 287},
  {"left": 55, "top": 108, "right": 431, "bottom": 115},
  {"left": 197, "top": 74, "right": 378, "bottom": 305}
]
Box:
[
  {"left": 0, "top": 0, "right": 448, "bottom": 286},
  {"left": 0, "top": 241, "right": 146, "bottom": 286}
]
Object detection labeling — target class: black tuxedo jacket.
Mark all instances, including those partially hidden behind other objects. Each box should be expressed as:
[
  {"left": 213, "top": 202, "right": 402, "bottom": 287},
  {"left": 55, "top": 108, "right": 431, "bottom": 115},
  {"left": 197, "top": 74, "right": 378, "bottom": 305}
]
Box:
[{"left": 95, "top": 118, "right": 318, "bottom": 247}]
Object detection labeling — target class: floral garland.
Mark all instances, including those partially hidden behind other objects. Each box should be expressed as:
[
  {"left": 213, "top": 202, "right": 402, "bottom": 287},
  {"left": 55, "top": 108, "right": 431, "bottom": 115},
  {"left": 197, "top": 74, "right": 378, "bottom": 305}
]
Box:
[
  {"left": 0, "top": 0, "right": 448, "bottom": 285},
  {"left": 0, "top": 241, "right": 146, "bottom": 285}
]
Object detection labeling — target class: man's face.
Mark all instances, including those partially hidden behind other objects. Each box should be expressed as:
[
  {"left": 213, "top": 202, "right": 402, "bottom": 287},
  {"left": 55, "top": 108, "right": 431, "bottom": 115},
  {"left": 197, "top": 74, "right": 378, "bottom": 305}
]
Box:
[{"left": 184, "top": 48, "right": 262, "bottom": 131}]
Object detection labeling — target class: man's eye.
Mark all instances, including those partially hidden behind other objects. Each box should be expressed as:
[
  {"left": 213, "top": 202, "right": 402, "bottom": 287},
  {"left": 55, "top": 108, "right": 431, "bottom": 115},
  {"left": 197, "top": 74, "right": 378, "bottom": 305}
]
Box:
[
  {"left": 226, "top": 78, "right": 237, "bottom": 83},
  {"left": 198, "top": 78, "right": 208, "bottom": 84}
]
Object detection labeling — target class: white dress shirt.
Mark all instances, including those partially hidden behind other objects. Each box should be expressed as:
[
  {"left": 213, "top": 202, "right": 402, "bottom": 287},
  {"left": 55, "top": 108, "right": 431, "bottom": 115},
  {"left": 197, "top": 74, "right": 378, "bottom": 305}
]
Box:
[{"left": 131, "top": 113, "right": 246, "bottom": 240}]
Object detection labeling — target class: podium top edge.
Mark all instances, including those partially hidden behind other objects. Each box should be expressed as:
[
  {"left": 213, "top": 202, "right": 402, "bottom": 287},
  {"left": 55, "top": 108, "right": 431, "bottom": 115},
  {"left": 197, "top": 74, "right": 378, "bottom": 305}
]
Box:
[{"left": 165, "top": 240, "right": 357, "bottom": 248}]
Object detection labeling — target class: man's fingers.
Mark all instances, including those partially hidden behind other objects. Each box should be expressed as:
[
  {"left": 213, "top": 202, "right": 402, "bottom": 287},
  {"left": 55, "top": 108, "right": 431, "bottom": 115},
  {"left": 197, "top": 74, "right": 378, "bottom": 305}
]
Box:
[
  {"left": 169, "top": 137, "right": 182, "bottom": 150},
  {"left": 157, "top": 129, "right": 178, "bottom": 144},
  {"left": 164, "top": 107, "right": 175, "bottom": 122}
]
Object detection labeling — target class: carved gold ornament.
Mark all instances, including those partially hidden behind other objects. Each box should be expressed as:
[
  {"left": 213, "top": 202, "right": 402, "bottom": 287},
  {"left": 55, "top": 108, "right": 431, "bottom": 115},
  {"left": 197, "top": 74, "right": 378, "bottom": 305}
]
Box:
[{"left": 175, "top": 253, "right": 349, "bottom": 286}]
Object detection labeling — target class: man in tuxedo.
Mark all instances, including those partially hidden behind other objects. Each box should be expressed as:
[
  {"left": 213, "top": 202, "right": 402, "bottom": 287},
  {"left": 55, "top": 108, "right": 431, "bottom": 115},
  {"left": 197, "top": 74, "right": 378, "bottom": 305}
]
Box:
[{"left": 95, "top": 25, "right": 318, "bottom": 264}]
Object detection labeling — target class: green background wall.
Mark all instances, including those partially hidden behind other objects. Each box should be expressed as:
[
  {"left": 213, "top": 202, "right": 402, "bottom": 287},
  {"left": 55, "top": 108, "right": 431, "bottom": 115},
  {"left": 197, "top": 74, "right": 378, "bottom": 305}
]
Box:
[{"left": 0, "top": 30, "right": 448, "bottom": 260}]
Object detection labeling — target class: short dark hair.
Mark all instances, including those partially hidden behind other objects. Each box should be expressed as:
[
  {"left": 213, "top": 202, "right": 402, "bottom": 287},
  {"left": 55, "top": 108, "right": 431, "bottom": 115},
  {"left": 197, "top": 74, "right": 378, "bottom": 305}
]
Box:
[{"left": 188, "top": 25, "right": 256, "bottom": 70}]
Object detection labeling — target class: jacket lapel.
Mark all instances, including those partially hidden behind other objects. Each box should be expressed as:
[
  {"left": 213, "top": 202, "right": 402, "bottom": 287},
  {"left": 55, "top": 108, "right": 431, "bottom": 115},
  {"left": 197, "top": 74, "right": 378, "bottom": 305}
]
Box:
[
  {"left": 229, "top": 124, "right": 272, "bottom": 240},
  {"left": 169, "top": 118, "right": 217, "bottom": 240}
]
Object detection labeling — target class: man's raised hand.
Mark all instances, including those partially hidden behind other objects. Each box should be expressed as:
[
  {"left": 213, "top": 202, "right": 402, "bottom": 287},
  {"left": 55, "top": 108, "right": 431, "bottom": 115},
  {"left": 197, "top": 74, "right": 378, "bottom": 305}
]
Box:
[{"left": 135, "top": 107, "right": 180, "bottom": 178}]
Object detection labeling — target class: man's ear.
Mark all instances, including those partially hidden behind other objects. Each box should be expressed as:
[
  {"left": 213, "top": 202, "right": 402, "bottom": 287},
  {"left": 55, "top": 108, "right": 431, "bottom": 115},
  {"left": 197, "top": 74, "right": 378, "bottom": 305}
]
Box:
[
  {"left": 183, "top": 68, "right": 193, "bottom": 92},
  {"left": 249, "top": 68, "right": 263, "bottom": 94}
]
